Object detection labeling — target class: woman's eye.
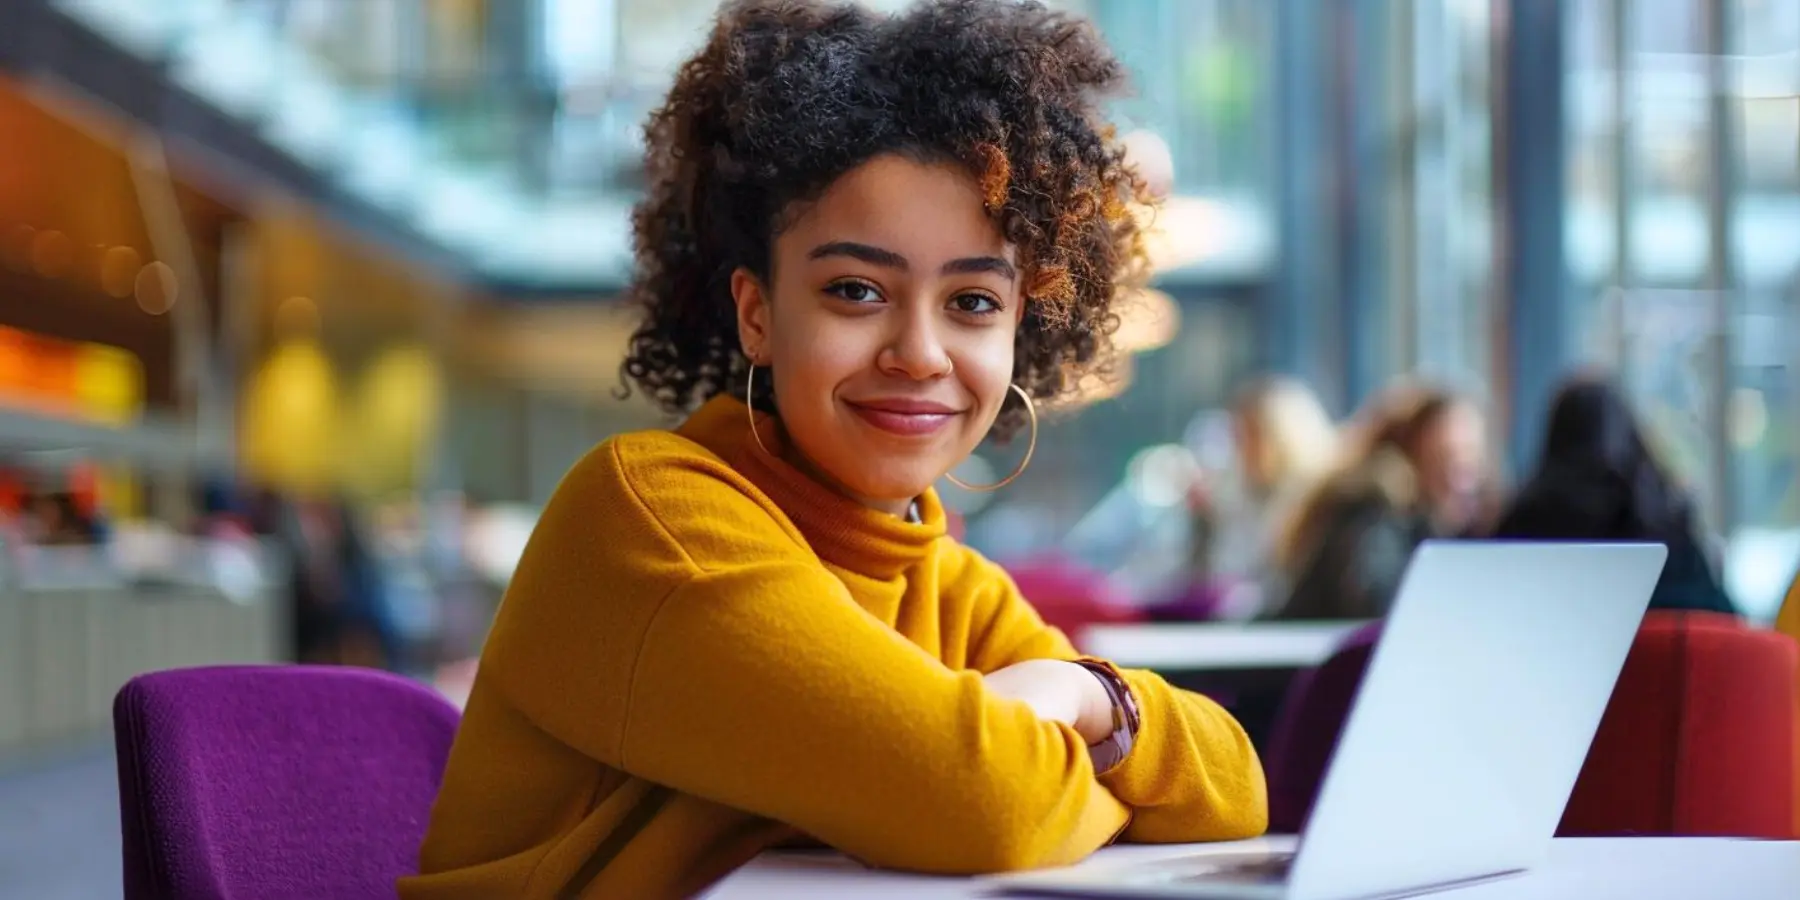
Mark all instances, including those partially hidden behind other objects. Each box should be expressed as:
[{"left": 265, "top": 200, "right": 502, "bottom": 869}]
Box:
[
  {"left": 951, "top": 293, "right": 1001, "bottom": 315},
  {"left": 825, "top": 281, "right": 881, "bottom": 303}
]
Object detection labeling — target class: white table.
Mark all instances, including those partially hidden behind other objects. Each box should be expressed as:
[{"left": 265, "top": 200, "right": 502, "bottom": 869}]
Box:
[
  {"left": 1078, "top": 621, "right": 1370, "bottom": 673},
  {"left": 705, "top": 836, "right": 1800, "bottom": 899}
]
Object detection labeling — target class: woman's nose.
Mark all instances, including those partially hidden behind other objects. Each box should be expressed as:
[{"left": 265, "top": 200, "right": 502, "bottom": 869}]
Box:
[{"left": 879, "top": 311, "right": 954, "bottom": 380}]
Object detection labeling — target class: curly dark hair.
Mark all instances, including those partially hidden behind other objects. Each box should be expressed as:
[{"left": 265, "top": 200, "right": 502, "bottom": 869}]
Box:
[{"left": 617, "top": 0, "right": 1149, "bottom": 438}]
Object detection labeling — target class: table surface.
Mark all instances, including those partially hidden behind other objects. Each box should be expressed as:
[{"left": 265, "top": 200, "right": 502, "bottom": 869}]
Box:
[
  {"left": 704, "top": 835, "right": 1800, "bottom": 899},
  {"left": 1078, "top": 621, "right": 1370, "bottom": 672}
]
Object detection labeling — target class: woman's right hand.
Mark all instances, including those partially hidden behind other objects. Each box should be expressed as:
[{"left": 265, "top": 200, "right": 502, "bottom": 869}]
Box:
[{"left": 983, "top": 659, "right": 1113, "bottom": 745}]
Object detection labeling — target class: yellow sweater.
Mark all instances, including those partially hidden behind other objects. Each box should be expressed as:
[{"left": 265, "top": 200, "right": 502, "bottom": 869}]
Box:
[{"left": 400, "top": 396, "right": 1267, "bottom": 899}]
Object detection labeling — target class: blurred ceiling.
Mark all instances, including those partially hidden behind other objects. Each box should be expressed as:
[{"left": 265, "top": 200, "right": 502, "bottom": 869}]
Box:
[{"left": 22, "top": 0, "right": 1271, "bottom": 295}]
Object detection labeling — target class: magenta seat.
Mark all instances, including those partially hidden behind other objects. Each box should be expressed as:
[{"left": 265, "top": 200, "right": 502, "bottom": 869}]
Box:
[
  {"left": 1005, "top": 555, "right": 1144, "bottom": 643},
  {"left": 1143, "top": 579, "right": 1232, "bottom": 622},
  {"left": 112, "top": 665, "right": 461, "bottom": 899}
]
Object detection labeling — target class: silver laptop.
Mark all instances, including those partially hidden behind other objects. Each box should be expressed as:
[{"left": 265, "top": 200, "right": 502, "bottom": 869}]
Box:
[{"left": 999, "top": 541, "right": 1667, "bottom": 900}]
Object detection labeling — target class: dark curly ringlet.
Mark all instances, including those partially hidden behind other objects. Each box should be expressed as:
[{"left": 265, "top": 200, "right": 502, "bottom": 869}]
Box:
[{"left": 618, "top": 0, "right": 1151, "bottom": 439}]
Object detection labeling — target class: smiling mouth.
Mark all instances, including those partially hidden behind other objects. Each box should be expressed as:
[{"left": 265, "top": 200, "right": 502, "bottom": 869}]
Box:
[{"left": 844, "top": 400, "right": 964, "bottom": 437}]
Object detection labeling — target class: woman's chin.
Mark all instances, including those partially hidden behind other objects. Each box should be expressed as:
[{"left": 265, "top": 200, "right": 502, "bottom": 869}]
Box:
[{"left": 833, "top": 462, "right": 946, "bottom": 510}]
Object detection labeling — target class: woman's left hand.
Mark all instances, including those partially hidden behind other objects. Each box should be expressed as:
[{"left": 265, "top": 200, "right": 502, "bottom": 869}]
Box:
[{"left": 983, "top": 659, "right": 1114, "bottom": 745}]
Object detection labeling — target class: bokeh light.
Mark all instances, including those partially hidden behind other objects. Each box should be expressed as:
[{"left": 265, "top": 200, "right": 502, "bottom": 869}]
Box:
[{"left": 134, "top": 261, "right": 178, "bottom": 314}]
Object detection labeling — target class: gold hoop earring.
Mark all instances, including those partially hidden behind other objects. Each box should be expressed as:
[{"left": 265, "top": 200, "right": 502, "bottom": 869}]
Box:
[
  {"left": 945, "top": 383, "right": 1037, "bottom": 492},
  {"left": 745, "top": 364, "right": 775, "bottom": 457}
]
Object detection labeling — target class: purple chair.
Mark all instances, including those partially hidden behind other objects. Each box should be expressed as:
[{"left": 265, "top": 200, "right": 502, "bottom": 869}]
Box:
[
  {"left": 1143, "top": 579, "right": 1232, "bottom": 623},
  {"left": 112, "top": 665, "right": 461, "bottom": 900},
  {"left": 1262, "top": 622, "right": 1384, "bottom": 833},
  {"left": 1006, "top": 555, "right": 1145, "bottom": 645}
]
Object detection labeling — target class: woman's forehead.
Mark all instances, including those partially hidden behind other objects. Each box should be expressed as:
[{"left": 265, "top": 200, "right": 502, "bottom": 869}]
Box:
[{"left": 777, "top": 155, "right": 1016, "bottom": 267}]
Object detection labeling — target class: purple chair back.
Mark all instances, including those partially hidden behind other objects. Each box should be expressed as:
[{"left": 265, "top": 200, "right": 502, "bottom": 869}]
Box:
[
  {"left": 1263, "top": 622, "right": 1384, "bottom": 833},
  {"left": 1005, "top": 555, "right": 1145, "bottom": 641},
  {"left": 1144, "top": 579, "right": 1231, "bottom": 622},
  {"left": 113, "top": 665, "right": 461, "bottom": 900}
]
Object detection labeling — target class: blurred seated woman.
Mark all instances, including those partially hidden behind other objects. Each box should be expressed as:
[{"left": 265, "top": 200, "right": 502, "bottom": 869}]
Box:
[
  {"left": 1185, "top": 376, "right": 1339, "bottom": 619},
  {"left": 1269, "top": 387, "right": 1492, "bottom": 620},
  {"left": 402, "top": 3, "right": 1267, "bottom": 898},
  {"left": 1490, "top": 376, "right": 1736, "bottom": 615}
]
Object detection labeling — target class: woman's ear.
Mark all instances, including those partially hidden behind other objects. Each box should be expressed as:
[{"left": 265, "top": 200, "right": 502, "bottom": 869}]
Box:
[{"left": 731, "top": 267, "right": 772, "bottom": 363}]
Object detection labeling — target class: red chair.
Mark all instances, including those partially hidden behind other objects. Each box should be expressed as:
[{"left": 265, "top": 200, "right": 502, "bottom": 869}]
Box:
[
  {"left": 1779, "top": 574, "right": 1800, "bottom": 837},
  {"left": 1266, "top": 612, "right": 1799, "bottom": 839},
  {"left": 1559, "top": 611, "right": 1799, "bottom": 838}
]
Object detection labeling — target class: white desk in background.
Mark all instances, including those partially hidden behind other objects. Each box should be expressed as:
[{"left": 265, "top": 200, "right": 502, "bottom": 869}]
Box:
[
  {"left": 1077, "top": 621, "right": 1371, "bottom": 673},
  {"left": 704, "top": 836, "right": 1800, "bottom": 899}
]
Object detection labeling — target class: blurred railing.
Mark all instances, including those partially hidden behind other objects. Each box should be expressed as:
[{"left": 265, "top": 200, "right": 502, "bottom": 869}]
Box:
[{"left": 0, "top": 538, "right": 286, "bottom": 761}]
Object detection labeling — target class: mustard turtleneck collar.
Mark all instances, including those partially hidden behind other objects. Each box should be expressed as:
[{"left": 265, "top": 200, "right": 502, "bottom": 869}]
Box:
[{"left": 676, "top": 394, "right": 948, "bottom": 580}]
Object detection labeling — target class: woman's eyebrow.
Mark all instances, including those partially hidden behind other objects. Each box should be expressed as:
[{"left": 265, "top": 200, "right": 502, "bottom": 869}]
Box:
[
  {"left": 941, "top": 256, "right": 1016, "bottom": 281},
  {"left": 807, "top": 241, "right": 908, "bottom": 270},
  {"left": 808, "top": 241, "right": 1016, "bottom": 282}
]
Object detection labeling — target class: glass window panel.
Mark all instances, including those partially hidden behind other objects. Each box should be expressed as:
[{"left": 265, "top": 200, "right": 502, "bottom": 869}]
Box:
[
  {"left": 1384, "top": 0, "right": 1493, "bottom": 387},
  {"left": 1728, "top": 0, "right": 1800, "bottom": 565},
  {"left": 1447, "top": 0, "right": 1494, "bottom": 389},
  {"left": 1088, "top": 0, "right": 1273, "bottom": 200},
  {"left": 1565, "top": 0, "right": 1631, "bottom": 373},
  {"left": 1735, "top": 0, "right": 1800, "bottom": 56},
  {"left": 1620, "top": 0, "right": 1727, "bottom": 530},
  {"left": 544, "top": 0, "right": 617, "bottom": 86}
]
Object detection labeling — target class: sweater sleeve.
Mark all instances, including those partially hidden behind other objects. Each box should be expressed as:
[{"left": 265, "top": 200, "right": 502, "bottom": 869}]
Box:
[
  {"left": 621, "top": 564, "right": 1130, "bottom": 874},
  {"left": 960, "top": 556, "right": 1269, "bottom": 844},
  {"left": 1102, "top": 667, "right": 1269, "bottom": 843},
  {"left": 481, "top": 439, "right": 1129, "bottom": 876}
]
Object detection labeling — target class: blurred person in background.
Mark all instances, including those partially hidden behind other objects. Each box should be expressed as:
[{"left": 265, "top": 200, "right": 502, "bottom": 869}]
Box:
[
  {"left": 279, "top": 495, "right": 349, "bottom": 664},
  {"left": 1337, "top": 379, "right": 1428, "bottom": 463},
  {"left": 1345, "top": 381, "right": 1497, "bottom": 538},
  {"left": 1409, "top": 391, "right": 1496, "bottom": 539},
  {"left": 196, "top": 476, "right": 254, "bottom": 540},
  {"left": 276, "top": 495, "right": 400, "bottom": 668},
  {"left": 194, "top": 476, "right": 266, "bottom": 603},
  {"left": 405, "top": 3, "right": 1266, "bottom": 897},
  {"left": 1490, "top": 375, "right": 1736, "bottom": 615},
  {"left": 27, "top": 490, "right": 94, "bottom": 545},
  {"left": 1270, "top": 386, "right": 1492, "bottom": 620},
  {"left": 1180, "top": 376, "right": 1338, "bottom": 619},
  {"left": 65, "top": 462, "right": 109, "bottom": 544},
  {"left": 334, "top": 499, "right": 402, "bottom": 669}
]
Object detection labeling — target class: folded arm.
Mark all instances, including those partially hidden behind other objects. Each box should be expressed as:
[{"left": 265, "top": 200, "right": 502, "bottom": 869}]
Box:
[
  {"left": 963, "top": 558, "right": 1269, "bottom": 843},
  {"left": 611, "top": 564, "right": 1131, "bottom": 872}
]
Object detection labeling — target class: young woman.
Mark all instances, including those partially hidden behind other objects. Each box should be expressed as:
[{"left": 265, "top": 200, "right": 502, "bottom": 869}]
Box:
[
  {"left": 401, "top": 2, "right": 1267, "bottom": 898},
  {"left": 1188, "top": 377, "right": 1340, "bottom": 616},
  {"left": 1491, "top": 376, "right": 1737, "bottom": 615},
  {"left": 1270, "top": 387, "right": 1491, "bottom": 620}
]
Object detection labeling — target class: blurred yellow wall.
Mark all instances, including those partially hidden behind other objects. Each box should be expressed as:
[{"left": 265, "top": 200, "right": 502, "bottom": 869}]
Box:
[{"left": 238, "top": 208, "right": 453, "bottom": 499}]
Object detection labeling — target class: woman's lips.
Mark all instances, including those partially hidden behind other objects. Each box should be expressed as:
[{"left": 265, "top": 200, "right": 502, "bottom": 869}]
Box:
[{"left": 845, "top": 400, "right": 962, "bottom": 437}]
